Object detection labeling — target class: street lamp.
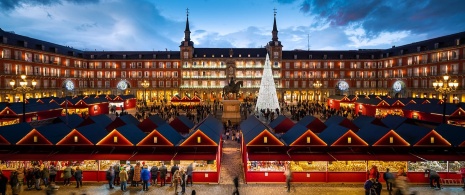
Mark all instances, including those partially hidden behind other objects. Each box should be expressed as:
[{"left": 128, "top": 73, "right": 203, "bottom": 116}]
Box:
[
  {"left": 141, "top": 80, "right": 150, "bottom": 107},
  {"left": 10, "top": 75, "right": 37, "bottom": 122},
  {"left": 432, "top": 74, "right": 458, "bottom": 124},
  {"left": 313, "top": 81, "right": 322, "bottom": 102}
]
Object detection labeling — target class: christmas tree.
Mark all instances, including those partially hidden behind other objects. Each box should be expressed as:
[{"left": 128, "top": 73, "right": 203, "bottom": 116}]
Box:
[{"left": 256, "top": 53, "right": 280, "bottom": 113}]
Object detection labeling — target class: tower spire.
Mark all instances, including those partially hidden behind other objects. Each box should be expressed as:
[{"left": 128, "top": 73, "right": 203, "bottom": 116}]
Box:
[
  {"left": 184, "top": 8, "right": 191, "bottom": 42},
  {"left": 272, "top": 8, "right": 278, "bottom": 41}
]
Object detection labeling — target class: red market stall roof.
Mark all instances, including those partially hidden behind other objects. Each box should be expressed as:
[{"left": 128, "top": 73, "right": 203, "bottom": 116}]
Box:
[
  {"left": 179, "top": 115, "right": 223, "bottom": 146},
  {"left": 295, "top": 115, "right": 326, "bottom": 133},
  {"left": 281, "top": 124, "right": 327, "bottom": 147},
  {"left": 372, "top": 130, "right": 410, "bottom": 147},
  {"left": 268, "top": 115, "right": 295, "bottom": 133},
  {"left": 240, "top": 116, "right": 284, "bottom": 147},
  {"left": 414, "top": 130, "right": 451, "bottom": 147},
  {"left": 36, "top": 123, "right": 72, "bottom": 144},
  {"left": 52, "top": 114, "right": 84, "bottom": 128},
  {"left": 137, "top": 123, "right": 183, "bottom": 146},
  {"left": 181, "top": 96, "right": 191, "bottom": 102},
  {"left": 394, "top": 123, "right": 431, "bottom": 145},
  {"left": 169, "top": 115, "right": 194, "bottom": 135},
  {"left": 0, "top": 122, "right": 34, "bottom": 145},
  {"left": 434, "top": 124, "right": 465, "bottom": 147},
  {"left": 56, "top": 129, "right": 94, "bottom": 146},
  {"left": 138, "top": 114, "right": 166, "bottom": 133},
  {"left": 191, "top": 95, "right": 202, "bottom": 102},
  {"left": 319, "top": 125, "right": 367, "bottom": 147},
  {"left": 352, "top": 115, "right": 387, "bottom": 129},
  {"left": 171, "top": 95, "right": 181, "bottom": 102},
  {"left": 324, "top": 115, "right": 359, "bottom": 132},
  {"left": 16, "top": 128, "right": 52, "bottom": 145},
  {"left": 76, "top": 123, "right": 109, "bottom": 145}
]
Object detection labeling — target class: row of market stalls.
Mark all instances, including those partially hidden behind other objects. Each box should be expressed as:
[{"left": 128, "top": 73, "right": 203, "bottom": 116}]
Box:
[
  {"left": 241, "top": 114, "right": 465, "bottom": 184},
  {"left": 0, "top": 95, "right": 136, "bottom": 125},
  {"left": 327, "top": 95, "right": 465, "bottom": 125},
  {"left": 170, "top": 95, "right": 202, "bottom": 104},
  {"left": 0, "top": 114, "right": 223, "bottom": 183}
]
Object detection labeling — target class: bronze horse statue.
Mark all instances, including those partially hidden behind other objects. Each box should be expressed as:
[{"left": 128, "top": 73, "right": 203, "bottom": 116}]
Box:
[{"left": 223, "top": 80, "right": 243, "bottom": 98}]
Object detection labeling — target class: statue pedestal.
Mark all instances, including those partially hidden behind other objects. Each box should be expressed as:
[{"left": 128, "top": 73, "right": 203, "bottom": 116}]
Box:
[{"left": 221, "top": 100, "right": 241, "bottom": 126}]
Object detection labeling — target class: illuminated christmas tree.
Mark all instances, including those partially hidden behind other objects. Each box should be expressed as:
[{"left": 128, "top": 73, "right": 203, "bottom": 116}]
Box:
[{"left": 256, "top": 53, "right": 280, "bottom": 113}]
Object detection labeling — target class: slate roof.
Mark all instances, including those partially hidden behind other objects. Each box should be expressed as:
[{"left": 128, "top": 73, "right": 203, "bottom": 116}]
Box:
[
  {"left": 169, "top": 115, "right": 194, "bottom": 134},
  {"left": 119, "top": 114, "right": 140, "bottom": 126},
  {"left": 381, "top": 115, "right": 408, "bottom": 129},
  {"left": 356, "top": 123, "right": 391, "bottom": 145},
  {"left": 185, "top": 115, "right": 223, "bottom": 145},
  {"left": 352, "top": 115, "right": 386, "bottom": 129},
  {"left": 193, "top": 48, "right": 267, "bottom": 58},
  {"left": 54, "top": 114, "right": 84, "bottom": 128},
  {"left": 296, "top": 115, "right": 326, "bottom": 133},
  {"left": 0, "top": 122, "right": 33, "bottom": 144},
  {"left": 434, "top": 124, "right": 465, "bottom": 146},
  {"left": 2, "top": 102, "right": 62, "bottom": 115},
  {"left": 76, "top": 123, "right": 108, "bottom": 144},
  {"left": 394, "top": 123, "right": 432, "bottom": 144},
  {"left": 36, "top": 123, "right": 72, "bottom": 144},
  {"left": 318, "top": 124, "right": 350, "bottom": 145},
  {"left": 87, "top": 115, "right": 113, "bottom": 128},
  {"left": 281, "top": 124, "right": 308, "bottom": 145},
  {"left": 324, "top": 115, "right": 359, "bottom": 132},
  {"left": 282, "top": 49, "right": 381, "bottom": 60},
  {"left": 114, "top": 124, "right": 146, "bottom": 145},
  {"left": 240, "top": 116, "right": 274, "bottom": 144},
  {"left": 155, "top": 123, "right": 184, "bottom": 145}
]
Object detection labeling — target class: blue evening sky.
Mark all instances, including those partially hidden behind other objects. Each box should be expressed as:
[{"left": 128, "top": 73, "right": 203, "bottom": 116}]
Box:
[{"left": 1, "top": 0, "right": 464, "bottom": 51}]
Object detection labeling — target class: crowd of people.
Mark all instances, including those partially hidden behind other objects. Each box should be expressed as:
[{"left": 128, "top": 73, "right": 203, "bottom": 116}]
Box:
[{"left": 105, "top": 162, "right": 194, "bottom": 194}]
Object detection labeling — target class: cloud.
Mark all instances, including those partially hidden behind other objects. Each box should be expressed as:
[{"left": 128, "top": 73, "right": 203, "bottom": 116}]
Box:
[{"left": 0, "top": 0, "right": 99, "bottom": 12}]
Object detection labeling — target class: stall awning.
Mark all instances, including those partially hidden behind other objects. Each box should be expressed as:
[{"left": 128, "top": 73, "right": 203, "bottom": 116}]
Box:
[
  {"left": 290, "top": 153, "right": 335, "bottom": 161},
  {"left": 172, "top": 153, "right": 217, "bottom": 160},
  {"left": 247, "top": 153, "right": 290, "bottom": 161}
]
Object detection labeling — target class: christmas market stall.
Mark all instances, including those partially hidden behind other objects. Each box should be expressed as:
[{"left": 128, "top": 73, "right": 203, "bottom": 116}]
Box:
[
  {"left": 268, "top": 115, "right": 295, "bottom": 134},
  {"left": 138, "top": 114, "right": 167, "bottom": 133},
  {"left": 175, "top": 115, "right": 223, "bottom": 184},
  {"left": 240, "top": 116, "right": 287, "bottom": 183},
  {"left": 169, "top": 115, "right": 195, "bottom": 135}
]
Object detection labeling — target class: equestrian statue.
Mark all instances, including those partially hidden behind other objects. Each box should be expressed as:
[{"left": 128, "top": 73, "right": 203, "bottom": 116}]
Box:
[{"left": 223, "top": 77, "right": 243, "bottom": 99}]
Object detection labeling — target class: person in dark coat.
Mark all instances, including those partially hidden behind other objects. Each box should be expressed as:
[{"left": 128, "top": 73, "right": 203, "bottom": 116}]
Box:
[
  {"left": 170, "top": 164, "right": 179, "bottom": 187},
  {"left": 0, "top": 171, "right": 8, "bottom": 195},
  {"left": 49, "top": 163, "right": 57, "bottom": 183},
  {"left": 187, "top": 163, "right": 194, "bottom": 186},
  {"left": 141, "top": 165, "right": 150, "bottom": 191},
  {"left": 74, "top": 166, "right": 83, "bottom": 188},
  {"left": 159, "top": 164, "right": 167, "bottom": 186},
  {"left": 150, "top": 164, "right": 159, "bottom": 187},
  {"left": 383, "top": 168, "right": 394, "bottom": 192},
  {"left": 106, "top": 166, "right": 115, "bottom": 189},
  {"left": 426, "top": 169, "right": 441, "bottom": 189}
]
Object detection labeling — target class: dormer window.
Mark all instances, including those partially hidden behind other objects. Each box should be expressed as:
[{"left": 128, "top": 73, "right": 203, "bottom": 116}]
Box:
[
  {"left": 309, "top": 55, "right": 312, "bottom": 59},
  {"left": 90, "top": 55, "right": 94, "bottom": 59},
  {"left": 221, "top": 54, "right": 224, "bottom": 57},
  {"left": 212, "top": 54, "right": 215, "bottom": 57},
  {"left": 434, "top": 43, "right": 439, "bottom": 49},
  {"left": 167, "top": 54, "right": 171, "bottom": 59},
  {"left": 153, "top": 54, "right": 157, "bottom": 59},
  {"left": 294, "top": 55, "right": 297, "bottom": 59},
  {"left": 239, "top": 54, "right": 242, "bottom": 58},
  {"left": 417, "top": 46, "right": 421, "bottom": 52},
  {"left": 371, "top": 55, "right": 374, "bottom": 59},
  {"left": 257, "top": 54, "right": 260, "bottom": 57},
  {"left": 139, "top": 54, "right": 142, "bottom": 59},
  {"left": 24, "top": 41, "right": 28, "bottom": 47},
  {"left": 323, "top": 55, "right": 327, "bottom": 59},
  {"left": 340, "top": 54, "right": 343, "bottom": 59},
  {"left": 2, "top": 37, "right": 7, "bottom": 44},
  {"left": 107, "top": 54, "right": 110, "bottom": 59},
  {"left": 356, "top": 54, "right": 359, "bottom": 59},
  {"left": 456, "top": 39, "right": 460, "bottom": 46},
  {"left": 400, "top": 50, "right": 404, "bottom": 55},
  {"left": 248, "top": 54, "right": 251, "bottom": 57},
  {"left": 123, "top": 54, "right": 126, "bottom": 59}
]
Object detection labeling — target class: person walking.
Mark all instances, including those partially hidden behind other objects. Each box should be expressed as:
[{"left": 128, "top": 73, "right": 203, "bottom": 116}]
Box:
[
  {"left": 426, "top": 169, "right": 441, "bottom": 190},
  {"left": 74, "top": 166, "right": 83, "bottom": 188},
  {"left": 150, "top": 164, "right": 159, "bottom": 187},
  {"left": 133, "top": 162, "right": 142, "bottom": 187},
  {"left": 10, "top": 169, "right": 20, "bottom": 195},
  {"left": 159, "top": 164, "right": 167, "bottom": 186},
  {"left": 170, "top": 164, "right": 179, "bottom": 187},
  {"left": 42, "top": 165, "right": 50, "bottom": 188},
  {"left": 141, "top": 165, "right": 150, "bottom": 191},
  {"left": 106, "top": 166, "right": 115, "bottom": 189},
  {"left": 383, "top": 168, "right": 394, "bottom": 193},
  {"left": 363, "top": 178, "right": 375, "bottom": 195},
  {"left": 63, "top": 164, "right": 72, "bottom": 186},
  {"left": 0, "top": 171, "right": 8, "bottom": 195},
  {"left": 187, "top": 163, "right": 193, "bottom": 187},
  {"left": 113, "top": 163, "right": 120, "bottom": 186},
  {"left": 49, "top": 163, "right": 57, "bottom": 184},
  {"left": 180, "top": 169, "right": 187, "bottom": 194},
  {"left": 284, "top": 165, "right": 292, "bottom": 193},
  {"left": 15, "top": 167, "right": 24, "bottom": 194},
  {"left": 33, "top": 164, "right": 42, "bottom": 190},
  {"left": 119, "top": 168, "right": 128, "bottom": 192}
]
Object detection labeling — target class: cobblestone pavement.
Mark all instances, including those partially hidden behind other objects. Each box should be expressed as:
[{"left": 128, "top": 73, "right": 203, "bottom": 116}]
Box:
[
  {"left": 219, "top": 138, "right": 244, "bottom": 184},
  {"left": 7, "top": 183, "right": 465, "bottom": 195}
]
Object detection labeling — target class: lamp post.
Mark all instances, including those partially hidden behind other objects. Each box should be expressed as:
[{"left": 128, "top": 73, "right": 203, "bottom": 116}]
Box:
[
  {"left": 313, "top": 81, "right": 322, "bottom": 102},
  {"left": 141, "top": 80, "right": 150, "bottom": 107},
  {"left": 432, "top": 74, "right": 458, "bottom": 124},
  {"left": 10, "top": 75, "right": 37, "bottom": 122}
]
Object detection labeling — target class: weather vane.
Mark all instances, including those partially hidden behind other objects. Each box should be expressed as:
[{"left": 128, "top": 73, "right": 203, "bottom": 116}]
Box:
[
  {"left": 273, "top": 8, "right": 277, "bottom": 16},
  {"left": 186, "top": 8, "right": 189, "bottom": 17}
]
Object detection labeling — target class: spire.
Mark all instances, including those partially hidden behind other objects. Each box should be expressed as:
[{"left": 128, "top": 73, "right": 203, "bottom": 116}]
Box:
[
  {"left": 272, "top": 8, "right": 278, "bottom": 41},
  {"left": 184, "top": 8, "right": 191, "bottom": 42}
]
